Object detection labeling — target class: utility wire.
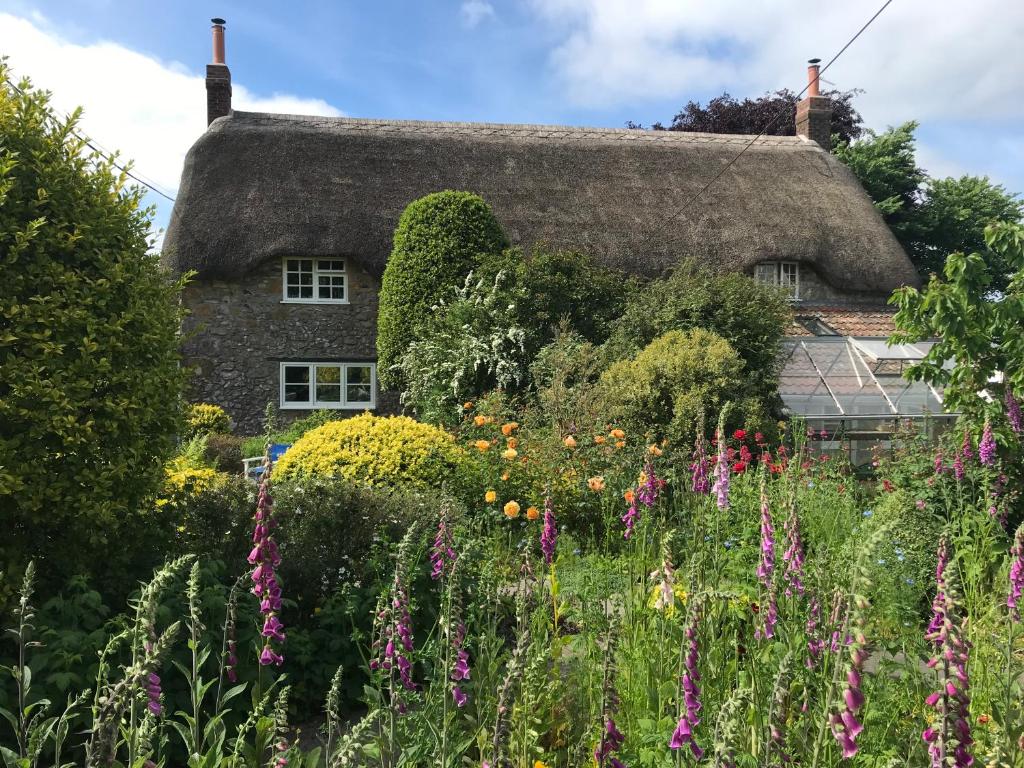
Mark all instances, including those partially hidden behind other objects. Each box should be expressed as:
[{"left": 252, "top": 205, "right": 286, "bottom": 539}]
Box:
[
  {"left": 637, "top": 0, "right": 894, "bottom": 253},
  {"left": 3, "top": 73, "right": 177, "bottom": 203}
]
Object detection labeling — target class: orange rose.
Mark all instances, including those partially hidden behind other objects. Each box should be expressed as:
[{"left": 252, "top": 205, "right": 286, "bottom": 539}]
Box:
[
  {"left": 594, "top": 435, "right": 606, "bottom": 445},
  {"left": 501, "top": 471, "right": 510, "bottom": 481},
  {"left": 526, "top": 506, "right": 540, "bottom": 521},
  {"left": 485, "top": 489, "right": 497, "bottom": 503},
  {"left": 501, "top": 421, "right": 519, "bottom": 436},
  {"left": 648, "top": 444, "right": 663, "bottom": 456},
  {"left": 610, "top": 428, "right": 626, "bottom": 439},
  {"left": 615, "top": 440, "right": 626, "bottom": 449},
  {"left": 588, "top": 476, "right": 606, "bottom": 492},
  {"left": 623, "top": 489, "right": 635, "bottom": 503},
  {"left": 474, "top": 439, "right": 491, "bottom": 452},
  {"left": 503, "top": 500, "right": 521, "bottom": 518},
  {"left": 463, "top": 401, "right": 474, "bottom": 410},
  {"left": 474, "top": 415, "right": 487, "bottom": 427},
  {"left": 506, "top": 437, "right": 518, "bottom": 449},
  {"left": 563, "top": 435, "right": 577, "bottom": 449}
]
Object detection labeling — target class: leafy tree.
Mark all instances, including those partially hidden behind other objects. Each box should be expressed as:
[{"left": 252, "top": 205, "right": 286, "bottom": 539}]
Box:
[
  {"left": 377, "top": 191, "right": 508, "bottom": 388},
  {"left": 891, "top": 221, "right": 1024, "bottom": 424},
  {"left": 603, "top": 260, "right": 791, "bottom": 405},
  {"left": 835, "top": 122, "right": 1022, "bottom": 292},
  {"left": 0, "top": 65, "right": 186, "bottom": 590},
  {"left": 633, "top": 88, "right": 864, "bottom": 145}
]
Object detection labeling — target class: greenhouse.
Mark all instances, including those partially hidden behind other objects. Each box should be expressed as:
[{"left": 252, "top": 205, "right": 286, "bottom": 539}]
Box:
[{"left": 779, "top": 336, "right": 956, "bottom": 467}]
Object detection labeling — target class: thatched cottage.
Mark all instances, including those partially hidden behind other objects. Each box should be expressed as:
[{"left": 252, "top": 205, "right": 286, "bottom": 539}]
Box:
[{"left": 163, "top": 21, "right": 923, "bottom": 434}]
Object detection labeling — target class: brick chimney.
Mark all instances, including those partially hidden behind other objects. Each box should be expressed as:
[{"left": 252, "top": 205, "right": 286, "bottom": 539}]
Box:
[
  {"left": 206, "top": 18, "right": 231, "bottom": 126},
  {"left": 795, "top": 58, "right": 831, "bottom": 150}
]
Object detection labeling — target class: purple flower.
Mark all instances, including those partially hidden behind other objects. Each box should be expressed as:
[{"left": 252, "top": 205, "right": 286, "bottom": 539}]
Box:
[
  {"left": 540, "top": 496, "right": 557, "bottom": 566},
  {"left": 690, "top": 432, "right": 710, "bottom": 494},
  {"left": 934, "top": 451, "right": 945, "bottom": 475},
  {"left": 754, "top": 483, "right": 778, "bottom": 640},
  {"left": 430, "top": 509, "right": 457, "bottom": 580},
  {"left": 250, "top": 464, "right": 285, "bottom": 666},
  {"left": 449, "top": 622, "right": 471, "bottom": 707},
  {"left": 1006, "top": 386, "right": 1023, "bottom": 434},
  {"left": 596, "top": 717, "right": 627, "bottom": 766},
  {"left": 145, "top": 672, "right": 162, "bottom": 717},
  {"left": 979, "top": 420, "right": 996, "bottom": 466},
  {"left": 953, "top": 453, "right": 964, "bottom": 482},
  {"left": 711, "top": 431, "right": 730, "bottom": 511},
  {"left": 805, "top": 596, "right": 825, "bottom": 668},
  {"left": 669, "top": 611, "right": 702, "bottom": 759},
  {"left": 1009, "top": 524, "right": 1024, "bottom": 622},
  {"left": 782, "top": 506, "right": 806, "bottom": 597},
  {"left": 623, "top": 463, "right": 660, "bottom": 540},
  {"left": 452, "top": 686, "right": 467, "bottom": 708}
]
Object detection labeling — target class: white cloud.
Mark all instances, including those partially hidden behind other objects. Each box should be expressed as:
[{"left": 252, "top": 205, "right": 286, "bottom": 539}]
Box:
[
  {"left": 0, "top": 13, "right": 344, "bottom": 199},
  {"left": 527, "top": 0, "right": 1024, "bottom": 128},
  {"left": 461, "top": 0, "right": 496, "bottom": 28}
]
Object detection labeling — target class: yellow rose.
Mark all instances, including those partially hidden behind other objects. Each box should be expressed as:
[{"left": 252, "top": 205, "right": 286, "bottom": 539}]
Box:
[
  {"left": 588, "top": 476, "right": 606, "bottom": 492},
  {"left": 501, "top": 421, "right": 519, "bottom": 436},
  {"left": 502, "top": 448, "right": 518, "bottom": 460},
  {"left": 648, "top": 444, "right": 663, "bottom": 456},
  {"left": 506, "top": 437, "right": 518, "bottom": 449},
  {"left": 503, "top": 500, "right": 521, "bottom": 518},
  {"left": 474, "top": 415, "right": 487, "bottom": 427},
  {"left": 485, "top": 489, "right": 497, "bottom": 503},
  {"left": 474, "top": 439, "right": 491, "bottom": 452}
]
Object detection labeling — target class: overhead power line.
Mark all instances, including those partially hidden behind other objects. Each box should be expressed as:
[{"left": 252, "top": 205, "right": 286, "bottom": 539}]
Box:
[
  {"left": 2, "top": 73, "right": 177, "bottom": 203},
  {"left": 638, "top": 0, "right": 895, "bottom": 252}
]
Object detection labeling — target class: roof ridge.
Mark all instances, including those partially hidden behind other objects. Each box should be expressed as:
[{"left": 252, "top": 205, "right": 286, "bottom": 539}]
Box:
[{"left": 223, "top": 110, "right": 810, "bottom": 147}]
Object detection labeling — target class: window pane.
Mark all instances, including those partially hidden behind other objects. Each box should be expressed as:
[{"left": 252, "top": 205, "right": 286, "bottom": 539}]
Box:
[
  {"left": 316, "top": 365, "right": 341, "bottom": 384},
  {"left": 286, "top": 285, "right": 300, "bottom": 298},
  {"left": 331, "top": 286, "right": 345, "bottom": 300},
  {"left": 299, "top": 259, "right": 313, "bottom": 271},
  {"left": 346, "top": 366, "right": 373, "bottom": 403},
  {"left": 317, "top": 384, "right": 342, "bottom": 402},
  {"left": 300, "top": 273, "right": 313, "bottom": 285},
  {"left": 755, "top": 263, "right": 777, "bottom": 284},
  {"left": 316, "top": 366, "right": 342, "bottom": 402},
  {"left": 284, "top": 366, "right": 310, "bottom": 384},
  {"left": 319, "top": 259, "right": 345, "bottom": 272},
  {"left": 299, "top": 285, "right": 313, "bottom": 298},
  {"left": 283, "top": 366, "right": 310, "bottom": 403}
]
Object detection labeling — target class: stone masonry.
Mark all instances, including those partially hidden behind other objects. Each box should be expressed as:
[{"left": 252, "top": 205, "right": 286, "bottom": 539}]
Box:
[{"left": 181, "top": 256, "right": 393, "bottom": 434}]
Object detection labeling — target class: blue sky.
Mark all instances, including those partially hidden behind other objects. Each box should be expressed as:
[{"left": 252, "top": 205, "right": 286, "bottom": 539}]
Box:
[{"left": 1, "top": 0, "right": 1021, "bottom": 240}]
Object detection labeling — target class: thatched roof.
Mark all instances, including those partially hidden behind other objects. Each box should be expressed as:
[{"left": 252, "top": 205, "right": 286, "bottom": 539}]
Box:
[{"left": 162, "top": 111, "right": 919, "bottom": 293}]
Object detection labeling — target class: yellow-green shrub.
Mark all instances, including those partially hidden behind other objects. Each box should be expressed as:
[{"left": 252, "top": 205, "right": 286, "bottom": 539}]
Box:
[
  {"left": 273, "top": 413, "right": 465, "bottom": 488},
  {"left": 186, "top": 402, "right": 231, "bottom": 437}
]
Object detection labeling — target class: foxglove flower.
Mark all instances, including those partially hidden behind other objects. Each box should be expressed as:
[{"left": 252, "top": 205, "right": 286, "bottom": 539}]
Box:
[
  {"left": 979, "top": 420, "right": 996, "bottom": 466},
  {"left": 541, "top": 496, "right": 557, "bottom": 565},
  {"left": 595, "top": 717, "right": 626, "bottom": 768},
  {"left": 1009, "top": 523, "right": 1024, "bottom": 622},
  {"left": 830, "top": 603, "right": 869, "bottom": 759},
  {"left": 690, "top": 431, "right": 710, "bottom": 494},
  {"left": 711, "top": 430, "right": 730, "bottom": 511},
  {"left": 922, "top": 538, "right": 973, "bottom": 768},
  {"left": 249, "top": 456, "right": 284, "bottom": 666},
  {"left": 669, "top": 609, "right": 703, "bottom": 760},
  {"left": 960, "top": 430, "right": 972, "bottom": 462},
  {"left": 934, "top": 451, "right": 945, "bottom": 475},
  {"left": 1006, "top": 386, "right": 1023, "bottom": 434},
  {"left": 430, "top": 507, "right": 457, "bottom": 580},
  {"left": 146, "top": 672, "right": 162, "bottom": 716},
  {"left": 755, "top": 481, "right": 778, "bottom": 640},
  {"left": 622, "top": 463, "right": 661, "bottom": 540},
  {"left": 782, "top": 502, "right": 806, "bottom": 597},
  {"left": 953, "top": 453, "right": 964, "bottom": 482},
  {"left": 450, "top": 622, "right": 471, "bottom": 707},
  {"left": 805, "top": 595, "right": 825, "bottom": 668}
]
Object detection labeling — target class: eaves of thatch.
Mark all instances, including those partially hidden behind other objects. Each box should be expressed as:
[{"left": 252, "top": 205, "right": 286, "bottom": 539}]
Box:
[{"left": 161, "top": 111, "right": 919, "bottom": 294}]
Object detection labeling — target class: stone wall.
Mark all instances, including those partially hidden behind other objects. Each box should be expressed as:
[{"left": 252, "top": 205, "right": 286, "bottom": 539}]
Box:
[{"left": 181, "top": 256, "right": 394, "bottom": 434}]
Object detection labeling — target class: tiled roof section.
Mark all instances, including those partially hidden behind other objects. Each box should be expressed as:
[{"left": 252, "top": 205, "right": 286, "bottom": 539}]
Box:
[{"left": 789, "top": 305, "right": 898, "bottom": 338}]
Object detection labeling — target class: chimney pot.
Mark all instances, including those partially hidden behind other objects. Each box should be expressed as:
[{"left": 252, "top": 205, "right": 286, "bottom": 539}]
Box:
[
  {"left": 211, "top": 18, "right": 226, "bottom": 65},
  {"left": 806, "top": 58, "right": 821, "bottom": 98},
  {"left": 795, "top": 57, "right": 831, "bottom": 150}
]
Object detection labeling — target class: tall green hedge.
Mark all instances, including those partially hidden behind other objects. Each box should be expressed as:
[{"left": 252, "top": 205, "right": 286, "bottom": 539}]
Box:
[
  {"left": 377, "top": 191, "right": 508, "bottom": 388},
  {"left": 0, "top": 65, "right": 186, "bottom": 592}
]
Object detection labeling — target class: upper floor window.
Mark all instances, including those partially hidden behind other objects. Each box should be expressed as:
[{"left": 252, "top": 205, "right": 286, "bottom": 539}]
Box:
[
  {"left": 754, "top": 261, "right": 800, "bottom": 299},
  {"left": 282, "top": 258, "right": 347, "bottom": 303}
]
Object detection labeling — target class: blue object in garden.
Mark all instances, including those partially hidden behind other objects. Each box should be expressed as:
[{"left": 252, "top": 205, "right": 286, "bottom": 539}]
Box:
[{"left": 243, "top": 443, "right": 291, "bottom": 481}]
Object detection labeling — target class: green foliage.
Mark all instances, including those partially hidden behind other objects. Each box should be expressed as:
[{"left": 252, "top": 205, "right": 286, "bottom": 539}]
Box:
[
  {"left": 598, "top": 329, "right": 768, "bottom": 444},
  {"left": 186, "top": 403, "right": 231, "bottom": 438},
  {"left": 892, "top": 221, "right": 1024, "bottom": 425},
  {"left": 398, "top": 270, "right": 530, "bottom": 426},
  {"left": 835, "top": 121, "right": 1023, "bottom": 291},
  {"left": 272, "top": 413, "right": 467, "bottom": 490},
  {"left": 0, "top": 65, "right": 186, "bottom": 592},
  {"left": 603, "top": 259, "right": 790, "bottom": 405},
  {"left": 377, "top": 191, "right": 508, "bottom": 388}
]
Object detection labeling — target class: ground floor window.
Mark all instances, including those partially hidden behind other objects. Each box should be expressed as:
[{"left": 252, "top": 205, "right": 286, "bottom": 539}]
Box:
[{"left": 279, "top": 362, "right": 376, "bottom": 409}]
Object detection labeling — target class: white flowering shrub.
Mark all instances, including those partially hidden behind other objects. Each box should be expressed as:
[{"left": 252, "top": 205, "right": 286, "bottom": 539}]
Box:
[{"left": 398, "top": 270, "right": 530, "bottom": 425}]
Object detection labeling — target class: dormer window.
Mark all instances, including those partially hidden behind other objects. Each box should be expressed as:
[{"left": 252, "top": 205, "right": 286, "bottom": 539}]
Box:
[
  {"left": 754, "top": 261, "right": 800, "bottom": 299},
  {"left": 282, "top": 258, "right": 348, "bottom": 303}
]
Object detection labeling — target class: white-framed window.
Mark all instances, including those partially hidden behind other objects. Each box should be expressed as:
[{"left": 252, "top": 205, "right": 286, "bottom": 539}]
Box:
[
  {"left": 279, "top": 362, "right": 376, "bottom": 409},
  {"left": 754, "top": 261, "right": 800, "bottom": 299},
  {"left": 282, "top": 258, "right": 348, "bottom": 303}
]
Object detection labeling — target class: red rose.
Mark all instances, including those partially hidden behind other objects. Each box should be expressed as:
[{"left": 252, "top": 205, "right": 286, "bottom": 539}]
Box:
[
  {"left": 732, "top": 461, "right": 747, "bottom": 474},
  {"left": 754, "top": 432, "right": 765, "bottom": 443},
  {"left": 733, "top": 429, "right": 746, "bottom": 441}
]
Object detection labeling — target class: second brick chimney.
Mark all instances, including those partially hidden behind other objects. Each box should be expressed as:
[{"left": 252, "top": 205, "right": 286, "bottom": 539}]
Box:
[
  {"left": 206, "top": 18, "right": 231, "bottom": 126},
  {"left": 795, "top": 58, "right": 831, "bottom": 150}
]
